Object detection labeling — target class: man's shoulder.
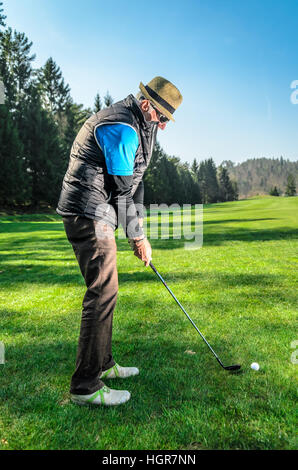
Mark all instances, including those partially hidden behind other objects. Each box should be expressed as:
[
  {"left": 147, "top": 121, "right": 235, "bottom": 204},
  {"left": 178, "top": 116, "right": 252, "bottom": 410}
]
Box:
[
  {"left": 86, "top": 94, "right": 144, "bottom": 137},
  {"left": 89, "top": 97, "right": 135, "bottom": 127},
  {"left": 96, "top": 123, "right": 138, "bottom": 144}
]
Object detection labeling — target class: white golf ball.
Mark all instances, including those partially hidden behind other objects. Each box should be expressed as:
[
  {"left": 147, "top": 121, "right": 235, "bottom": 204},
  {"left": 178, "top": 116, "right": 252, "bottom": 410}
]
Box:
[{"left": 251, "top": 362, "right": 260, "bottom": 371}]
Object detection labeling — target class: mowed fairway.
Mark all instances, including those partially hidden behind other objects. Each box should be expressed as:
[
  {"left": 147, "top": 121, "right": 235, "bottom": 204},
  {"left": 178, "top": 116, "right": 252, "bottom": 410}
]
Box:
[{"left": 0, "top": 196, "right": 297, "bottom": 450}]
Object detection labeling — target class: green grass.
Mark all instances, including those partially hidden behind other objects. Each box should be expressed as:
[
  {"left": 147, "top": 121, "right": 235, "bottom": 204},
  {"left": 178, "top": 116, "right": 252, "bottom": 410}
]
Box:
[{"left": 0, "top": 196, "right": 297, "bottom": 450}]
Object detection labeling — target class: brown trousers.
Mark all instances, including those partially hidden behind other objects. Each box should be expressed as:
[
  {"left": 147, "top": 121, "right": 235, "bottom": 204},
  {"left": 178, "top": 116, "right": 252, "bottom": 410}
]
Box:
[{"left": 63, "top": 216, "right": 118, "bottom": 395}]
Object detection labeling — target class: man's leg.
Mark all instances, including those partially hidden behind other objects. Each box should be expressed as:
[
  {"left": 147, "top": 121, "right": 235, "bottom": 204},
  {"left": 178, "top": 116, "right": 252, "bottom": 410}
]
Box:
[{"left": 63, "top": 216, "right": 118, "bottom": 395}]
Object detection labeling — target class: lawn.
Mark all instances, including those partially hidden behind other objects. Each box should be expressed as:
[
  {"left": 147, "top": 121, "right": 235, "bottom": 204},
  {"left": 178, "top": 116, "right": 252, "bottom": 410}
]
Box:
[{"left": 0, "top": 196, "right": 297, "bottom": 450}]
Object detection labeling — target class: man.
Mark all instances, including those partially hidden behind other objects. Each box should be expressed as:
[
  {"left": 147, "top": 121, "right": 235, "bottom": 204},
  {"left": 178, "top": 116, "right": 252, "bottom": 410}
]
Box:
[{"left": 57, "top": 76, "right": 183, "bottom": 406}]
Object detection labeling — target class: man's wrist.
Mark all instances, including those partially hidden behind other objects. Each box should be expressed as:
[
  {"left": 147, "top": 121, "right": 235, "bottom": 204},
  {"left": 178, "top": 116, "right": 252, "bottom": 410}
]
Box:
[{"left": 128, "top": 235, "right": 146, "bottom": 246}]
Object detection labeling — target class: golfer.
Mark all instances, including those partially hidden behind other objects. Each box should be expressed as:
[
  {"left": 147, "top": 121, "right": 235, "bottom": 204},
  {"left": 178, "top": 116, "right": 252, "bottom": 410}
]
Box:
[{"left": 57, "top": 77, "right": 183, "bottom": 406}]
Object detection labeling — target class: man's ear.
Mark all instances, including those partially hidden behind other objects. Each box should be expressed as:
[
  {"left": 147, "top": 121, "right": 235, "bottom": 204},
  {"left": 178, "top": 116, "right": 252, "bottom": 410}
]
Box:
[{"left": 140, "top": 99, "right": 150, "bottom": 112}]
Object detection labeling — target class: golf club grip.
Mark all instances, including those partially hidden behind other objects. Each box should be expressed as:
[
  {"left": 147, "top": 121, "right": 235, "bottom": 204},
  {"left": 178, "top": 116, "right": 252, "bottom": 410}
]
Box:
[{"left": 149, "top": 261, "right": 223, "bottom": 364}]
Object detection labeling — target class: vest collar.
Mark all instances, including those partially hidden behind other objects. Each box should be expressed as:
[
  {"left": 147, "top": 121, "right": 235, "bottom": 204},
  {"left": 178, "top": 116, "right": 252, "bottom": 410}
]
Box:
[{"left": 125, "top": 94, "right": 158, "bottom": 132}]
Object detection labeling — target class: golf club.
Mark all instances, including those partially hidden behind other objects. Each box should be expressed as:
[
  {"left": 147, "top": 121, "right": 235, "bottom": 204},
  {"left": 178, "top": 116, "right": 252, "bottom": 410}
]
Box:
[{"left": 149, "top": 262, "right": 241, "bottom": 372}]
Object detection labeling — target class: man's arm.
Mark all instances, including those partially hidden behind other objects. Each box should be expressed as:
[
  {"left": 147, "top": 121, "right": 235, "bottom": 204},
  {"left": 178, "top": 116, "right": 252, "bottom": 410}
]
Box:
[
  {"left": 95, "top": 123, "right": 142, "bottom": 237},
  {"left": 133, "top": 180, "right": 145, "bottom": 227},
  {"left": 109, "top": 174, "right": 143, "bottom": 239},
  {"left": 95, "top": 123, "right": 151, "bottom": 264}
]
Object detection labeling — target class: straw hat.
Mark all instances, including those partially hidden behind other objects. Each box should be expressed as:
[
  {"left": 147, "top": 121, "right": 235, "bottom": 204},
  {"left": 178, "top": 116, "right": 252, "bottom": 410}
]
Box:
[{"left": 139, "top": 76, "right": 182, "bottom": 122}]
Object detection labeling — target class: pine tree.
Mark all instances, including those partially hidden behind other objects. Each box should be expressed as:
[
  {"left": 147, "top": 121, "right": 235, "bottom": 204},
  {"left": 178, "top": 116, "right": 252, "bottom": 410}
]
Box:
[
  {"left": 18, "top": 85, "right": 65, "bottom": 207},
  {"left": 36, "top": 57, "right": 70, "bottom": 114},
  {"left": 285, "top": 174, "right": 296, "bottom": 197},
  {"left": 104, "top": 90, "right": 113, "bottom": 107},
  {"left": 189, "top": 159, "right": 201, "bottom": 203},
  {"left": 60, "top": 101, "right": 92, "bottom": 159},
  {"left": 231, "top": 181, "right": 239, "bottom": 201},
  {"left": 191, "top": 158, "right": 199, "bottom": 178},
  {"left": 94, "top": 92, "right": 102, "bottom": 112},
  {"left": 165, "top": 156, "right": 183, "bottom": 204},
  {"left": 178, "top": 162, "right": 201, "bottom": 204},
  {"left": 0, "top": 103, "right": 27, "bottom": 206},
  {"left": 0, "top": 27, "right": 35, "bottom": 112},
  {"left": 269, "top": 186, "right": 280, "bottom": 196},
  {"left": 0, "top": 1, "right": 6, "bottom": 31},
  {"left": 198, "top": 158, "right": 219, "bottom": 203},
  {"left": 143, "top": 141, "right": 170, "bottom": 204},
  {"left": 207, "top": 158, "right": 220, "bottom": 202},
  {"left": 218, "top": 165, "right": 234, "bottom": 201},
  {"left": 197, "top": 161, "right": 207, "bottom": 204}
]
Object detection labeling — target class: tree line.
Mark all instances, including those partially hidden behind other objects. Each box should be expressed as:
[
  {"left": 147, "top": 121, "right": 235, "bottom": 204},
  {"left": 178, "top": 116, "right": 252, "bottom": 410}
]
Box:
[
  {"left": 143, "top": 149, "right": 238, "bottom": 205},
  {"left": 0, "top": 2, "right": 116, "bottom": 208},
  {"left": 224, "top": 157, "right": 297, "bottom": 198},
  {"left": 0, "top": 0, "right": 238, "bottom": 210}
]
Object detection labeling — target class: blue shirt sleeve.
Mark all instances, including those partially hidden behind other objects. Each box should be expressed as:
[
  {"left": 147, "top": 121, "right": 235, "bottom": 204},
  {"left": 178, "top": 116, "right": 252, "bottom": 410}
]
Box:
[{"left": 95, "top": 123, "right": 139, "bottom": 175}]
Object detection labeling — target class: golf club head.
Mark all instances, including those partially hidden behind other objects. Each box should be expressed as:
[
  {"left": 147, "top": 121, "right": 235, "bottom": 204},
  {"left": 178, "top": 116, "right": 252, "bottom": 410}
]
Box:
[{"left": 224, "top": 364, "right": 241, "bottom": 371}]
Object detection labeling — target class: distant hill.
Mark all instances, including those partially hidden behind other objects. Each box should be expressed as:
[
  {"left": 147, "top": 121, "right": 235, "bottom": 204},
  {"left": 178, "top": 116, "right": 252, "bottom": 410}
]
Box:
[{"left": 221, "top": 157, "right": 298, "bottom": 198}]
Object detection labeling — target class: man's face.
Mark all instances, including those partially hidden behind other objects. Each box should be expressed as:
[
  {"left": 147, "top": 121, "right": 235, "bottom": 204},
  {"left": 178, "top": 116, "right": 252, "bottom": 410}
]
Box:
[{"left": 140, "top": 100, "right": 169, "bottom": 130}]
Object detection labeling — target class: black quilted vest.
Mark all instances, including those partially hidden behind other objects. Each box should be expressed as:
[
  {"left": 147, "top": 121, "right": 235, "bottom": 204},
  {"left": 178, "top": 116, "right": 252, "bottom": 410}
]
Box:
[{"left": 56, "top": 94, "right": 158, "bottom": 221}]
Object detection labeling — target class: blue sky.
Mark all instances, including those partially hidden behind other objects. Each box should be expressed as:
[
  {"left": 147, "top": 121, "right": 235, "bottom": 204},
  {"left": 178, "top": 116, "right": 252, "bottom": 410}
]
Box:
[{"left": 3, "top": 0, "right": 298, "bottom": 165}]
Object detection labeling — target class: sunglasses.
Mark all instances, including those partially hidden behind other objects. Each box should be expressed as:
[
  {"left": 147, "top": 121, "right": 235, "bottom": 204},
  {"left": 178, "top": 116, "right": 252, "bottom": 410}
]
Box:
[{"left": 150, "top": 102, "right": 169, "bottom": 123}]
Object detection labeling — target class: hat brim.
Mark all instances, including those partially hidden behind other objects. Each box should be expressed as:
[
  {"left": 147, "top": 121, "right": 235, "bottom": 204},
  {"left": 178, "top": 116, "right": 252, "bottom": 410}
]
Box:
[{"left": 139, "top": 82, "right": 175, "bottom": 122}]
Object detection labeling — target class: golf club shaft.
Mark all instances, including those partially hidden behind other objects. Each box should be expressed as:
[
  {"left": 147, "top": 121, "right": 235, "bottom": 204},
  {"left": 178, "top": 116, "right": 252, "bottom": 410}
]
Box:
[{"left": 149, "top": 261, "right": 224, "bottom": 368}]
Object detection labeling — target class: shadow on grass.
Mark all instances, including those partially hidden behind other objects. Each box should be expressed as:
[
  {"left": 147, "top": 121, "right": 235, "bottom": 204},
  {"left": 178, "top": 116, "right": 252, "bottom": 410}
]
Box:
[
  {"left": 0, "top": 262, "right": 287, "bottom": 289},
  {"left": 0, "top": 321, "right": 244, "bottom": 401},
  {"left": 1, "top": 299, "right": 295, "bottom": 452},
  {"left": 202, "top": 218, "right": 277, "bottom": 225},
  {"left": 1, "top": 301, "right": 294, "bottom": 372},
  {"left": 0, "top": 263, "right": 82, "bottom": 285},
  {"left": 1, "top": 225, "right": 297, "bottom": 260},
  {"left": 1, "top": 216, "right": 297, "bottom": 250},
  {"left": 1, "top": 318, "right": 293, "bottom": 421},
  {"left": 0, "top": 262, "right": 295, "bottom": 305},
  {"left": 148, "top": 226, "right": 298, "bottom": 249},
  {"left": 0, "top": 222, "right": 63, "bottom": 234}
]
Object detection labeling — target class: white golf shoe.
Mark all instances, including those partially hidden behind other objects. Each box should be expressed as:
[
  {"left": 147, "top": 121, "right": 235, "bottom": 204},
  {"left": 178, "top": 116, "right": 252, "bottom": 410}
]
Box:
[
  {"left": 100, "top": 363, "right": 139, "bottom": 379},
  {"left": 71, "top": 385, "right": 131, "bottom": 406}
]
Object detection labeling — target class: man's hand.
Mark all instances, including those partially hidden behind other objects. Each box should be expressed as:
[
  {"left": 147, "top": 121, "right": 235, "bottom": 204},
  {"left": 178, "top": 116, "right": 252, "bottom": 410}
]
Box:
[{"left": 128, "top": 237, "right": 152, "bottom": 267}]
